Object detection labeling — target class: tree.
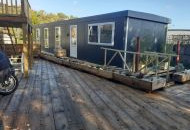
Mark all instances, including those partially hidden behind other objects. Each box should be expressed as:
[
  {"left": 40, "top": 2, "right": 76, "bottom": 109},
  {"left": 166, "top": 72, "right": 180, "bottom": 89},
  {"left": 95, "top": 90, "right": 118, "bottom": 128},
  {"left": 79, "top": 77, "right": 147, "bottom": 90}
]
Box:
[{"left": 31, "top": 10, "right": 77, "bottom": 25}]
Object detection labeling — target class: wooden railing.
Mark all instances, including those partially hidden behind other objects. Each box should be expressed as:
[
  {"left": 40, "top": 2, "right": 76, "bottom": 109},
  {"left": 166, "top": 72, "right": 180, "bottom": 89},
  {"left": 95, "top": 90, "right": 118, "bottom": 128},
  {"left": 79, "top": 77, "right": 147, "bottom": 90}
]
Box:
[
  {"left": 9, "top": 53, "right": 24, "bottom": 73},
  {"left": 0, "top": 0, "right": 31, "bottom": 19},
  {"left": 22, "top": 0, "right": 31, "bottom": 19}
]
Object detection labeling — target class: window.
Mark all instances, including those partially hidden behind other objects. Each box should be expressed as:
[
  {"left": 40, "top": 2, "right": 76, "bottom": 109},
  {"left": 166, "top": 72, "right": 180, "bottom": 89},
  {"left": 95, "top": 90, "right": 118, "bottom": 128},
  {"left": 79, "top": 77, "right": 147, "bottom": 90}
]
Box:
[
  {"left": 100, "top": 24, "right": 113, "bottom": 43},
  {"left": 55, "top": 27, "right": 61, "bottom": 41},
  {"left": 36, "top": 28, "right": 40, "bottom": 43},
  {"left": 44, "top": 28, "right": 49, "bottom": 48},
  {"left": 55, "top": 27, "right": 61, "bottom": 49},
  {"left": 88, "top": 22, "right": 115, "bottom": 46},
  {"left": 88, "top": 25, "right": 98, "bottom": 43}
]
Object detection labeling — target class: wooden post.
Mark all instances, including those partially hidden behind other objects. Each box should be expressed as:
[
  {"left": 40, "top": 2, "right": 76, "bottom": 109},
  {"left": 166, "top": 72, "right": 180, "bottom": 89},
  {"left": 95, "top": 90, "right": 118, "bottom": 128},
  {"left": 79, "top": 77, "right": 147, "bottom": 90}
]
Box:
[
  {"left": 6, "top": 0, "right": 8, "bottom": 14},
  {"left": 145, "top": 55, "right": 148, "bottom": 73},
  {"left": 166, "top": 56, "right": 171, "bottom": 82},
  {"left": 1, "top": 0, "right": 4, "bottom": 14},
  {"left": 135, "top": 37, "right": 140, "bottom": 72},
  {"left": 132, "top": 54, "right": 136, "bottom": 72},
  {"left": 11, "top": 0, "right": 13, "bottom": 14},
  {"left": 22, "top": 24, "right": 29, "bottom": 78},
  {"left": 21, "top": 0, "right": 25, "bottom": 16},
  {"left": 27, "top": 0, "right": 29, "bottom": 18},
  {"left": 31, "top": 30, "right": 34, "bottom": 66},
  {"left": 15, "top": 0, "right": 18, "bottom": 14},
  {"left": 28, "top": 28, "right": 31, "bottom": 69},
  {"left": 155, "top": 56, "right": 158, "bottom": 79},
  {"left": 176, "top": 40, "right": 180, "bottom": 65},
  {"left": 104, "top": 49, "right": 107, "bottom": 67},
  {"left": 28, "top": 28, "right": 33, "bottom": 69}
]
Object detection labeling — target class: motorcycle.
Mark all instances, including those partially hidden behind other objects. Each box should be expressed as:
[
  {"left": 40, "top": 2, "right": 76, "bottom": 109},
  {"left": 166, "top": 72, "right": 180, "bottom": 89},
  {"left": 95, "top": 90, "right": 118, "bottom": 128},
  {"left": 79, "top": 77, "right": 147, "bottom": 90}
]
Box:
[{"left": 0, "top": 51, "right": 18, "bottom": 95}]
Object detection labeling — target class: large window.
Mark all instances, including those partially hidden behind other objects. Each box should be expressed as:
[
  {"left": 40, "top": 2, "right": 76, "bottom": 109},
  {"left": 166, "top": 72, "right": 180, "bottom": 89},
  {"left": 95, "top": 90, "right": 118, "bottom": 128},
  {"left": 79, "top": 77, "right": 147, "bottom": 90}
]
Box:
[
  {"left": 55, "top": 27, "right": 61, "bottom": 49},
  {"left": 88, "top": 22, "right": 115, "bottom": 46},
  {"left": 44, "top": 28, "right": 49, "bottom": 48}
]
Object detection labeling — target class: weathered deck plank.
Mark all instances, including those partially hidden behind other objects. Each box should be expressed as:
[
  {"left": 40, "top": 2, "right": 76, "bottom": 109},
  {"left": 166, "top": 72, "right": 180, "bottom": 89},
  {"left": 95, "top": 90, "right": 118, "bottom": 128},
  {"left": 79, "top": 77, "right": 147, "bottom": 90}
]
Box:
[
  {"left": 80, "top": 72, "right": 158, "bottom": 130},
  {"left": 27, "top": 60, "right": 43, "bottom": 130},
  {"left": 0, "top": 59, "right": 189, "bottom": 130},
  {"left": 12, "top": 59, "right": 38, "bottom": 130},
  {"left": 69, "top": 68, "right": 127, "bottom": 130},
  {"left": 41, "top": 60, "right": 56, "bottom": 130}
]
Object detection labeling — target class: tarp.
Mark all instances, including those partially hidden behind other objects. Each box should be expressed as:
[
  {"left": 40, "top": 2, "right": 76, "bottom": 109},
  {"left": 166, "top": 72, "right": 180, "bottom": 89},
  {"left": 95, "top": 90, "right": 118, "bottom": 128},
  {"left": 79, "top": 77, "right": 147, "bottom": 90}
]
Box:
[{"left": 0, "top": 52, "right": 10, "bottom": 71}]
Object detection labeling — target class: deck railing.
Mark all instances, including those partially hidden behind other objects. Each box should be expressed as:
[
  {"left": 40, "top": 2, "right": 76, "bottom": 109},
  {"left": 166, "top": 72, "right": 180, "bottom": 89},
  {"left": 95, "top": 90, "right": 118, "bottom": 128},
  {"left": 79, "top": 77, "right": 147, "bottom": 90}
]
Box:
[
  {"left": 101, "top": 47, "right": 178, "bottom": 81},
  {"left": 22, "top": 0, "right": 31, "bottom": 19},
  {"left": 0, "top": 0, "right": 31, "bottom": 19},
  {"left": 9, "top": 53, "right": 24, "bottom": 73}
]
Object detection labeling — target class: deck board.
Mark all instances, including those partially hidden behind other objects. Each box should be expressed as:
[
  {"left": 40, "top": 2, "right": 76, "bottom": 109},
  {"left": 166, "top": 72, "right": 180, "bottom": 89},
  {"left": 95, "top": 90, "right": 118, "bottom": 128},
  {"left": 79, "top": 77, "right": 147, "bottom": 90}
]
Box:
[{"left": 0, "top": 59, "right": 190, "bottom": 130}]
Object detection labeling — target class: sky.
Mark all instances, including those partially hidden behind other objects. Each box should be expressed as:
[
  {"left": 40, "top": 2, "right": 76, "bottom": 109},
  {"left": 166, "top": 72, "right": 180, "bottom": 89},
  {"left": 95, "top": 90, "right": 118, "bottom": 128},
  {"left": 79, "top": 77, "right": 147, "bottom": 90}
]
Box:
[{"left": 29, "top": 0, "right": 190, "bottom": 29}]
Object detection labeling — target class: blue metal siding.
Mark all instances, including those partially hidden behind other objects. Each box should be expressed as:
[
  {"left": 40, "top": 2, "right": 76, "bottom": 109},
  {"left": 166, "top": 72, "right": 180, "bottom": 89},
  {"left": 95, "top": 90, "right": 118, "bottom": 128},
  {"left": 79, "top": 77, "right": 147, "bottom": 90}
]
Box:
[
  {"left": 74, "top": 17, "right": 125, "bottom": 66},
  {"left": 34, "top": 10, "right": 169, "bottom": 68},
  {"left": 40, "top": 24, "right": 55, "bottom": 54},
  {"left": 44, "top": 17, "right": 126, "bottom": 67}
]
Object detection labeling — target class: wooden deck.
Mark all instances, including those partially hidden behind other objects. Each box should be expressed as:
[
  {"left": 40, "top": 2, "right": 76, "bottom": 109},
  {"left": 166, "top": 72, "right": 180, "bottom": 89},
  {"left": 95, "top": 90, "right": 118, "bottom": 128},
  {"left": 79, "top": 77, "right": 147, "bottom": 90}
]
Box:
[{"left": 0, "top": 59, "right": 189, "bottom": 130}]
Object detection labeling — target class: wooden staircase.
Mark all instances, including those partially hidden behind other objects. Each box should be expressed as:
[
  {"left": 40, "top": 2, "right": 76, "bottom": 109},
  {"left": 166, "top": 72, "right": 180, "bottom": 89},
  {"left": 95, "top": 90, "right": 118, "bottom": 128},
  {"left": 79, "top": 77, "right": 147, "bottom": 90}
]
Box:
[
  {"left": 0, "top": 0, "right": 31, "bottom": 27},
  {"left": 0, "top": 0, "right": 32, "bottom": 77},
  {"left": 0, "top": 27, "right": 22, "bottom": 56}
]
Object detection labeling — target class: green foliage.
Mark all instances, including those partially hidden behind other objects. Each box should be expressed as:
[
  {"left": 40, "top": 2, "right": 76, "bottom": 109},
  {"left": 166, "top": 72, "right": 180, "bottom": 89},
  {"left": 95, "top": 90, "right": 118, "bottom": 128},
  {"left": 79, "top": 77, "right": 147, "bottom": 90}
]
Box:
[{"left": 31, "top": 10, "right": 77, "bottom": 25}]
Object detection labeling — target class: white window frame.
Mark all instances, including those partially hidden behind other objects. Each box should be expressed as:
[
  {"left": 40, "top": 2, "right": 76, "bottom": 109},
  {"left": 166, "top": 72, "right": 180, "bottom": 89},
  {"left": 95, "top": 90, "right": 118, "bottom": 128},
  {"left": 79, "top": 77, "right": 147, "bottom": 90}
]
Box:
[
  {"left": 55, "top": 27, "right": 61, "bottom": 48},
  {"left": 44, "top": 28, "right": 49, "bottom": 48},
  {"left": 88, "top": 22, "right": 115, "bottom": 46},
  {"left": 36, "top": 28, "right": 40, "bottom": 43},
  {"left": 55, "top": 27, "right": 61, "bottom": 42}
]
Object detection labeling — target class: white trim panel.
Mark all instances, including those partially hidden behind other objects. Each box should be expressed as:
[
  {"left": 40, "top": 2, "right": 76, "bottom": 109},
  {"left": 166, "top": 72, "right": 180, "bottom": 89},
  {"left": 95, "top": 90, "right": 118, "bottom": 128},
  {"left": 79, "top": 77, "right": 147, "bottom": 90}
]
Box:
[
  {"left": 70, "top": 25, "right": 78, "bottom": 58},
  {"left": 88, "top": 22, "right": 115, "bottom": 46},
  {"left": 55, "top": 27, "right": 61, "bottom": 49},
  {"left": 44, "top": 28, "right": 49, "bottom": 48}
]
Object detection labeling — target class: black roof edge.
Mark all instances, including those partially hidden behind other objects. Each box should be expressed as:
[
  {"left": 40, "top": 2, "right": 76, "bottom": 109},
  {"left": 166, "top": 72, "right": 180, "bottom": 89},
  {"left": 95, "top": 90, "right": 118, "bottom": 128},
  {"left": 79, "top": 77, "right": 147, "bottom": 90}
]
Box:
[
  {"left": 168, "top": 29, "right": 190, "bottom": 31},
  {"left": 34, "top": 10, "right": 171, "bottom": 27},
  {"left": 127, "top": 10, "right": 171, "bottom": 24}
]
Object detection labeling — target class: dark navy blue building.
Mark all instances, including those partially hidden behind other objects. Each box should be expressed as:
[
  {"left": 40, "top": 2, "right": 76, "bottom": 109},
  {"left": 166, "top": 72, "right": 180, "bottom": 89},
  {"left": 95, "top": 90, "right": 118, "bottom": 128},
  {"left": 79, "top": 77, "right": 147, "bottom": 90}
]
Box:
[{"left": 34, "top": 10, "right": 170, "bottom": 68}]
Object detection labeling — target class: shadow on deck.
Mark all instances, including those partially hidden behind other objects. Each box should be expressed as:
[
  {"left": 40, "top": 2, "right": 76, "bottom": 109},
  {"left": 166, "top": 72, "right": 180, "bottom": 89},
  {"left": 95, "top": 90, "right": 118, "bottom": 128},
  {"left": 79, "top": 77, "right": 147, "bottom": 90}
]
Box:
[{"left": 0, "top": 59, "right": 189, "bottom": 130}]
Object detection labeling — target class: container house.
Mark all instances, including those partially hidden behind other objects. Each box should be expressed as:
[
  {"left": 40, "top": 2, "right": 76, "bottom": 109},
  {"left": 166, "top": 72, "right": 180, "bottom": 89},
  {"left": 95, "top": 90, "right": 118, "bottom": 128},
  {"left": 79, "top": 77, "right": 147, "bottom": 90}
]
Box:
[
  {"left": 34, "top": 10, "right": 170, "bottom": 67},
  {"left": 167, "top": 29, "right": 190, "bottom": 44}
]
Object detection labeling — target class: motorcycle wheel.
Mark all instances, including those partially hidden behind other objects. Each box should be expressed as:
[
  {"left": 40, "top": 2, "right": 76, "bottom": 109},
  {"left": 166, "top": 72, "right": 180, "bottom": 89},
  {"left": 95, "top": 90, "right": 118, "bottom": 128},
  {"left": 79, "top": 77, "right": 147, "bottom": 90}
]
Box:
[{"left": 0, "top": 75, "right": 18, "bottom": 95}]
